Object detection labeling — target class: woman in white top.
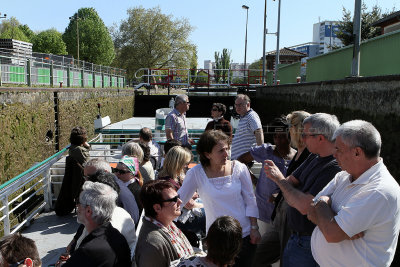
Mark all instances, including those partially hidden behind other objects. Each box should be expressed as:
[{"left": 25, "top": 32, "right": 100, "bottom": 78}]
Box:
[{"left": 178, "top": 130, "right": 260, "bottom": 267}]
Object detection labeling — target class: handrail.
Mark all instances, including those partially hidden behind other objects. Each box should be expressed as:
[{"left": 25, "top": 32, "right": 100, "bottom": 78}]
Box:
[{"left": 0, "top": 145, "right": 70, "bottom": 191}]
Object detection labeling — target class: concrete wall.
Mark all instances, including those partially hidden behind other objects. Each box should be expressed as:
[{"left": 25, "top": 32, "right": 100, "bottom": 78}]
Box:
[
  {"left": 0, "top": 88, "right": 135, "bottom": 184},
  {"left": 254, "top": 75, "right": 400, "bottom": 179}
]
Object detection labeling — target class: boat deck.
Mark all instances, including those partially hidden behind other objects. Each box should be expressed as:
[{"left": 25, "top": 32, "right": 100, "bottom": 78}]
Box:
[{"left": 22, "top": 211, "right": 78, "bottom": 267}]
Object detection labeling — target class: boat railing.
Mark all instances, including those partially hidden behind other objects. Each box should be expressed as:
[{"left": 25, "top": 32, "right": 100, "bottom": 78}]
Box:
[{"left": 0, "top": 146, "right": 70, "bottom": 236}]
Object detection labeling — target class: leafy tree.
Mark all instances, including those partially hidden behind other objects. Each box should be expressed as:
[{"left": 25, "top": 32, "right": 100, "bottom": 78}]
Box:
[
  {"left": 19, "top": 24, "right": 35, "bottom": 42},
  {"left": 336, "top": 4, "right": 391, "bottom": 46},
  {"left": 113, "top": 6, "right": 196, "bottom": 81},
  {"left": 214, "top": 48, "right": 231, "bottom": 83},
  {"left": 63, "top": 8, "right": 115, "bottom": 65},
  {"left": 0, "top": 17, "right": 30, "bottom": 42},
  {"left": 33, "top": 29, "right": 67, "bottom": 55}
]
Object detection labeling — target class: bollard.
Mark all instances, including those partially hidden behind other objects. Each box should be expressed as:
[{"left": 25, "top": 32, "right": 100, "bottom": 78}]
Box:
[{"left": 59, "top": 81, "right": 63, "bottom": 88}]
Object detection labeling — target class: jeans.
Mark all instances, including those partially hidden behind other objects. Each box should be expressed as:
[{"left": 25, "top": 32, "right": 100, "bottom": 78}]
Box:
[{"left": 282, "top": 234, "right": 318, "bottom": 267}]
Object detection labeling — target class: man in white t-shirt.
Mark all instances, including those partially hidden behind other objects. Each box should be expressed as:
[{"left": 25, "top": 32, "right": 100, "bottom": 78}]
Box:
[{"left": 308, "top": 120, "right": 400, "bottom": 267}]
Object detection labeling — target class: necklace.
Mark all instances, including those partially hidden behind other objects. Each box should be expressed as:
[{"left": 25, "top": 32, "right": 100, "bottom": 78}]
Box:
[{"left": 275, "top": 148, "right": 291, "bottom": 166}]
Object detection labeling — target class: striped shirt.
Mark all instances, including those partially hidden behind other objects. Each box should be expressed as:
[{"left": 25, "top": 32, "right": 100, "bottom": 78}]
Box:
[
  {"left": 165, "top": 108, "right": 189, "bottom": 145},
  {"left": 231, "top": 109, "right": 262, "bottom": 160}
]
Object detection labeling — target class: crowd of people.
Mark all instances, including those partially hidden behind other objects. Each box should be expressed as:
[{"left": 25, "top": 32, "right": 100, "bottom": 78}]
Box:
[{"left": 2, "top": 94, "right": 400, "bottom": 267}]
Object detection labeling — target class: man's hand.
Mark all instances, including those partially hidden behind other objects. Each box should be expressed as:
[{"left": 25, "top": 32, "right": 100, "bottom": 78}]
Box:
[
  {"left": 188, "top": 138, "right": 195, "bottom": 145},
  {"left": 264, "top": 160, "right": 285, "bottom": 182}
]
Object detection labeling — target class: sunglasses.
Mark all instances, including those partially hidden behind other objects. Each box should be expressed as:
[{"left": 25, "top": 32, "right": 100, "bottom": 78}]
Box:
[
  {"left": 161, "top": 194, "right": 180, "bottom": 203},
  {"left": 112, "top": 167, "right": 131, "bottom": 175},
  {"left": 211, "top": 108, "right": 219, "bottom": 111}
]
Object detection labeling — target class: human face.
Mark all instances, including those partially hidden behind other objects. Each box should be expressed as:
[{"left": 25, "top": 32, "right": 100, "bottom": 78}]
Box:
[
  {"left": 83, "top": 165, "right": 97, "bottom": 180},
  {"left": 273, "top": 132, "right": 290, "bottom": 149},
  {"left": 206, "top": 140, "right": 230, "bottom": 167},
  {"left": 76, "top": 197, "right": 88, "bottom": 224},
  {"left": 179, "top": 98, "right": 190, "bottom": 112},
  {"left": 113, "top": 163, "right": 133, "bottom": 183},
  {"left": 334, "top": 136, "right": 354, "bottom": 172},
  {"left": 301, "top": 123, "right": 320, "bottom": 154},
  {"left": 158, "top": 188, "right": 182, "bottom": 222},
  {"left": 234, "top": 98, "right": 249, "bottom": 116},
  {"left": 211, "top": 106, "right": 222, "bottom": 119}
]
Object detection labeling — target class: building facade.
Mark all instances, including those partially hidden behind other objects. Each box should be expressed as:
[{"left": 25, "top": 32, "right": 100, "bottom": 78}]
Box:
[{"left": 313, "top": 21, "right": 344, "bottom": 54}]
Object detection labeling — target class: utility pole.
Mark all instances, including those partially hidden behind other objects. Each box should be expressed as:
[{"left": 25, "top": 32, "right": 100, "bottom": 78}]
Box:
[
  {"left": 274, "top": 0, "right": 282, "bottom": 85},
  {"left": 262, "top": 0, "right": 267, "bottom": 85},
  {"left": 242, "top": 5, "right": 249, "bottom": 84},
  {"left": 351, "top": 0, "right": 362, "bottom": 77}
]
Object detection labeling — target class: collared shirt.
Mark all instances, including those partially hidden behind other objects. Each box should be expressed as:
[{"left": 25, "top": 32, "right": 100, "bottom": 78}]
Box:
[
  {"left": 231, "top": 109, "right": 262, "bottom": 160},
  {"left": 311, "top": 159, "right": 400, "bottom": 267},
  {"left": 165, "top": 108, "right": 189, "bottom": 145}
]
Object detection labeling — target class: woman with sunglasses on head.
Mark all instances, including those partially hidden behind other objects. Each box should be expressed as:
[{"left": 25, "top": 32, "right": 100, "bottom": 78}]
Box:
[
  {"left": 205, "top": 103, "right": 232, "bottom": 139},
  {"left": 113, "top": 155, "right": 144, "bottom": 215},
  {"left": 157, "top": 146, "right": 205, "bottom": 247},
  {"left": 178, "top": 130, "right": 260, "bottom": 267}
]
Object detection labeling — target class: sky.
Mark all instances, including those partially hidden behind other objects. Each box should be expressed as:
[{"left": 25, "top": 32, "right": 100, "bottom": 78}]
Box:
[{"left": 1, "top": 0, "right": 398, "bottom": 68}]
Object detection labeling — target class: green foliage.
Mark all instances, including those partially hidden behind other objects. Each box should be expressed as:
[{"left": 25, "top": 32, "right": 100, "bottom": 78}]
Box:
[
  {"left": 113, "top": 6, "right": 196, "bottom": 81},
  {"left": 0, "top": 17, "right": 30, "bottom": 42},
  {"left": 214, "top": 48, "right": 231, "bottom": 83},
  {"left": 190, "top": 47, "right": 198, "bottom": 83},
  {"left": 63, "top": 7, "right": 115, "bottom": 65},
  {"left": 18, "top": 24, "right": 35, "bottom": 42},
  {"left": 33, "top": 29, "right": 67, "bottom": 55},
  {"left": 336, "top": 4, "right": 391, "bottom": 46}
]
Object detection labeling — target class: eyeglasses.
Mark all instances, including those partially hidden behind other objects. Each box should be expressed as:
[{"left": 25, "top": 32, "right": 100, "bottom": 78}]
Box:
[
  {"left": 182, "top": 101, "right": 190, "bottom": 105},
  {"left": 234, "top": 102, "right": 246, "bottom": 107},
  {"left": 112, "top": 167, "right": 131, "bottom": 175},
  {"left": 211, "top": 108, "right": 219, "bottom": 111},
  {"left": 301, "top": 133, "right": 319, "bottom": 138},
  {"left": 161, "top": 194, "right": 180, "bottom": 203}
]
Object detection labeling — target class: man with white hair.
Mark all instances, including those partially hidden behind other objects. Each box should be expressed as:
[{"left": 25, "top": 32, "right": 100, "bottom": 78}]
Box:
[
  {"left": 84, "top": 158, "right": 139, "bottom": 223},
  {"left": 165, "top": 94, "right": 194, "bottom": 146},
  {"left": 60, "top": 181, "right": 131, "bottom": 267},
  {"left": 308, "top": 120, "right": 400, "bottom": 267}
]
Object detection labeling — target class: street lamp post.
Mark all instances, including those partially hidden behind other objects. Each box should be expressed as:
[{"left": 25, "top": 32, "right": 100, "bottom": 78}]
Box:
[{"left": 242, "top": 5, "right": 249, "bottom": 83}]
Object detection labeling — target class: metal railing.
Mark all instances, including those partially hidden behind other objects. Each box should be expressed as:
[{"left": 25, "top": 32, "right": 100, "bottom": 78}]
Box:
[{"left": 0, "top": 48, "right": 126, "bottom": 88}]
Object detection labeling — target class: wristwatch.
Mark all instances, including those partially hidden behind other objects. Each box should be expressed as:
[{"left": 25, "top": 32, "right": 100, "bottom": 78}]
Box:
[
  {"left": 251, "top": 225, "right": 259, "bottom": 230},
  {"left": 313, "top": 197, "right": 324, "bottom": 206}
]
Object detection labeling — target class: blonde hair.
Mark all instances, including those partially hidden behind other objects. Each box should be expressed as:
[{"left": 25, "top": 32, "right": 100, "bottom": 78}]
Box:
[
  {"left": 287, "top": 110, "right": 311, "bottom": 148},
  {"left": 158, "top": 146, "right": 192, "bottom": 182},
  {"left": 122, "top": 141, "right": 144, "bottom": 163}
]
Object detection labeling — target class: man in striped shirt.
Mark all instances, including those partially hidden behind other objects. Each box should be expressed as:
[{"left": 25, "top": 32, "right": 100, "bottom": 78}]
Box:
[{"left": 231, "top": 94, "right": 264, "bottom": 160}]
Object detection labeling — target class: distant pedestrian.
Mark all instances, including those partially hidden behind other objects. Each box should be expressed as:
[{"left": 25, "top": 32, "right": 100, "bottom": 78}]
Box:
[{"left": 205, "top": 102, "right": 232, "bottom": 138}]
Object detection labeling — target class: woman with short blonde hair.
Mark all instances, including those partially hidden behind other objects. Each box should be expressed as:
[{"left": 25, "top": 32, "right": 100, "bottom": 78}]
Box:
[{"left": 158, "top": 146, "right": 192, "bottom": 187}]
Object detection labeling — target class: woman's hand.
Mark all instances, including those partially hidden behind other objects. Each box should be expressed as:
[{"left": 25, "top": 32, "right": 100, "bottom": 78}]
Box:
[
  {"left": 250, "top": 229, "right": 261, "bottom": 244},
  {"left": 184, "top": 199, "right": 195, "bottom": 210}
]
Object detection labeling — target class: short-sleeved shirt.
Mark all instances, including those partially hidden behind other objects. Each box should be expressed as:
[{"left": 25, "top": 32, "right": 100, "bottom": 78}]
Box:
[
  {"left": 231, "top": 109, "right": 262, "bottom": 160},
  {"left": 287, "top": 154, "right": 341, "bottom": 234},
  {"left": 165, "top": 108, "right": 189, "bottom": 145},
  {"left": 311, "top": 159, "right": 400, "bottom": 267},
  {"left": 250, "top": 144, "right": 290, "bottom": 222}
]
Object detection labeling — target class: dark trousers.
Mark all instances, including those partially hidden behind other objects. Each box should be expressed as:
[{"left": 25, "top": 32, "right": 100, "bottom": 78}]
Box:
[{"left": 234, "top": 235, "right": 256, "bottom": 267}]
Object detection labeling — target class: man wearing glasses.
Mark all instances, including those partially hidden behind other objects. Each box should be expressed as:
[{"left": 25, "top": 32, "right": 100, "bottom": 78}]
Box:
[
  {"left": 231, "top": 94, "right": 263, "bottom": 160},
  {"left": 263, "top": 113, "right": 341, "bottom": 267},
  {"left": 135, "top": 180, "right": 194, "bottom": 267},
  {"left": 165, "top": 94, "right": 195, "bottom": 147}
]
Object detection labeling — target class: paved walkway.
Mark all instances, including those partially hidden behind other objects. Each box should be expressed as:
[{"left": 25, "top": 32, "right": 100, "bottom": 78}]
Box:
[{"left": 22, "top": 211, "right": 78, "bottom": 267}]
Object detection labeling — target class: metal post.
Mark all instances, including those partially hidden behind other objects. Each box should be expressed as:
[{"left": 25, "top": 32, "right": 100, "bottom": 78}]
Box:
[
  {"left": 26, "top": 59, "right": 31, "bottom": 86},
  {"left": 43, "top": 169, "right": 52, "bottom": 211},
  {"left": 242, "top": 5, "right": 249, "bottom": 84},
  {"left": 274, "top": 0, "right": 282, "bottom": 85},
  {"left": 81, "top": 61, "right": 84, "bottom": 87},
  {"left": 351, "top": 0, "right": 362, "bottom": 77},
  {"left": 92, "top": 64, "right": 95, "bottom": 88},
  {"left": 0, "top": 59, "right": 2, "bottom": 86},
  {"left": 2, "top": 197, "right": 10, "bottom": 235},
  {"left": 50, "top": 60, "right": 54, "bottom": 87},
  {"left": 77, "top": 14, "right": 79, "bottom": 65},
  {"left": 262, "top": 0, "right": 267, "bottom": 85},
  {"left": 67, "top": 66, "right": 71, "bottom": 87}
]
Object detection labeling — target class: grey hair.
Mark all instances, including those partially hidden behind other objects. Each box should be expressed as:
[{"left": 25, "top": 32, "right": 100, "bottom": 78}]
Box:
[
  {"left": 333, "top": 120, "right": 381, "bottom": 159},
  {"left": 235, "top": 94, "right": 250, "bottom": 104},
  {"left": 175, "top": 94, "right": 188, "bottom": 107},
  {"left": 79, "top": 181, "right": 117, "bottom": 225},
  {"left": 303, "top": 113, "right": 340, "bottom": 142},
  {"left": 83, "top": 158, "right": 111, "bottom": 173},
  {"left": 122, "top": 141, "right": 144, "bottom": 163}
]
